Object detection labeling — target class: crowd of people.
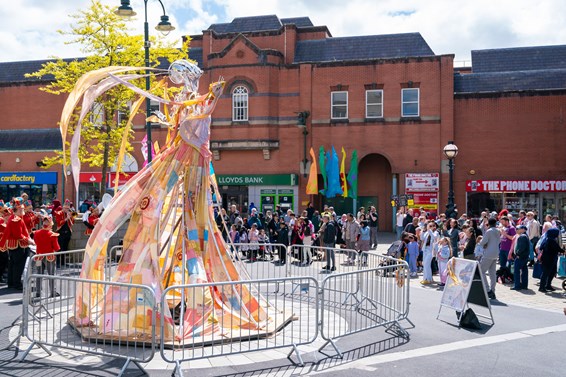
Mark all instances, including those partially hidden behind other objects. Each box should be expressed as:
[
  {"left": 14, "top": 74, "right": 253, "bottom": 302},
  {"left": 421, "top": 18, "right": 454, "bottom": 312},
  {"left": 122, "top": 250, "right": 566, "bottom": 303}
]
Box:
[
  {"left": 2, "top": 193, "right": 565, "bottom": 301},
  {"left": 0, "top": 194, "right": 100, "bottom": 297},
  {"left": 215, "top": 202, "right": 380, "bottom": 271},
  {"left": 395, "top": 207, "right": 565, "bottom": 299}
]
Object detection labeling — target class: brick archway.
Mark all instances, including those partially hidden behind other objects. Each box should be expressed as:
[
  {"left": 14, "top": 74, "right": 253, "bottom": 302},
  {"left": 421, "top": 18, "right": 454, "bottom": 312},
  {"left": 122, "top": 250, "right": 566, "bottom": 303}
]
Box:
[{"left": 358, "top": 153, "right": 393, "bottom": 232}]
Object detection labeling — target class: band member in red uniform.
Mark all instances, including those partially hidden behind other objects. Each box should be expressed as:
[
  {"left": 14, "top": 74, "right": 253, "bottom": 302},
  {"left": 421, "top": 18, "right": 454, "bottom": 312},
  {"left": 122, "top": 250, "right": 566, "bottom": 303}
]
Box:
[
  {"left": 0, "top": 199, "right": 34, "bottom": 290},
  {"left": 84, "top": 207, "right": 99, "bottom": 236},
  {"left": 0, "top": 201, "right": 9, "bottom": 284},
  {"left": 33, "top": 216, "right": 60, "bottom": 298},
  {"left": 54, "top": 200, "right": 74, "bottom": 266},
  {"left": 23, "top": 200, "right": 40, "bottom": 234}
]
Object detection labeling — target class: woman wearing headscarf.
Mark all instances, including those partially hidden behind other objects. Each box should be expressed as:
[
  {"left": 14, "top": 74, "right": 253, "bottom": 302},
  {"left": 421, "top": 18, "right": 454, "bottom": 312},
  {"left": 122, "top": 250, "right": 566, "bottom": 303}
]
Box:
[{"left": 537, "top": 228, "right": 561, "bottom": 293}]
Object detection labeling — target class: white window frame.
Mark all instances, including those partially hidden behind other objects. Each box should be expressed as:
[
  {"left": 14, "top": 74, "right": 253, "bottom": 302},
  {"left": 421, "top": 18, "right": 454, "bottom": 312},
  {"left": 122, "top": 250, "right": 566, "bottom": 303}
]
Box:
[
  {"left": 401, "top": 88, "right": 420, "bottom": 117},
  {"left": 365, "top": 89, "right": 383, "bottom": 118},
  {"left": 89, "top": 102, "right": 104, "bottom": 128},
  {"left": 232, "top": 86, "right": 249, "bottom": 121},
  {"left": 331, "top": 91, "right": 348, "bottom": 119}
]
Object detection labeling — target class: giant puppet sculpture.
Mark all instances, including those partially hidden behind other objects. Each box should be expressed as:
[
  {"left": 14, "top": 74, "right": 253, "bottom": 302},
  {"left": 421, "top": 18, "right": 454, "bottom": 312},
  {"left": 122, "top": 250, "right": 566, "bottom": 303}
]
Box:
[{"left": 62, "top": 60, "right": 288, "bottom": 343}]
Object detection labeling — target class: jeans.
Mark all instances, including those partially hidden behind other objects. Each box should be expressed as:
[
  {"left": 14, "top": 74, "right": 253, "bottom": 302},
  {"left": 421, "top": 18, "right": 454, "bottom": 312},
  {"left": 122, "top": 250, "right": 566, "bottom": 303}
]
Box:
[
  {"left": 396, "top": 226, "right": 404, "bottom": 240},
  {"left": 499, "top": 248, "right": 509, "bottom": 269},
  {"left": 370, "top": 226, "right": 378, "bottom": 247},
  {"left": 324, "top": 243, "right": 335, "bottom": 269},
  {"left": 513, "top": 257, "right": 528, "bottom": 289}
]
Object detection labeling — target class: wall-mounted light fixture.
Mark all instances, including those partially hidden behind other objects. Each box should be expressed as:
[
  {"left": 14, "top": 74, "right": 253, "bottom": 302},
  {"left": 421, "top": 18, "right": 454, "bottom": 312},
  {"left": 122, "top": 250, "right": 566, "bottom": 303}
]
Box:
[{"left": 296, "top": 111, "right": 310, "bottom": 177}]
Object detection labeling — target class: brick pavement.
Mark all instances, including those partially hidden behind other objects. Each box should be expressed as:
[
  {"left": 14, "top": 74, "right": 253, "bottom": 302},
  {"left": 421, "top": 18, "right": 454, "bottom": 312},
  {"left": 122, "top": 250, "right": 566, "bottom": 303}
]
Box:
[{"left": 1, "top": 232, "right": 565, "bottom": 376}]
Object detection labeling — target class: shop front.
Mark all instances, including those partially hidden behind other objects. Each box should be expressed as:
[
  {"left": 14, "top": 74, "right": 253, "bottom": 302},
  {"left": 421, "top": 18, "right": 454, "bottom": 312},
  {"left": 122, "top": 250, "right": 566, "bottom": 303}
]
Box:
[
  {"left": 216, "top": 174, "right": 299, "bottom": 215},
  {"left": 0, "top": 171, "right": 58, "bottom": 206},
  {"left": 466, "top": 179, "right": 566, "bottom": 222}
]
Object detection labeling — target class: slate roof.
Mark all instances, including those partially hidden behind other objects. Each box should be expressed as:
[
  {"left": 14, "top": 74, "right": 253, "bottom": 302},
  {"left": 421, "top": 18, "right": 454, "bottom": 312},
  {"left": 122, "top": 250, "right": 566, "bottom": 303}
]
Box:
[
  {"left": 454, "top": 69, "right": 566, "bottom": 93},
  {"left": 0, "top": 129, "right": 62, "bottom": 151},
  {"left": 294, "top": 33, "right": 435, "bottom": 63},
  {"left": 208, "top": 15, "right": 314, "bottom": 34},
  {"left": 472, "top": 45, "right": 566, "bottom": 73},
  {"left": 0, "top": 58, "right": 77, "bottom": 84},
  {"left": 454, "top": 44, "right": 566, "bottom": 93}
]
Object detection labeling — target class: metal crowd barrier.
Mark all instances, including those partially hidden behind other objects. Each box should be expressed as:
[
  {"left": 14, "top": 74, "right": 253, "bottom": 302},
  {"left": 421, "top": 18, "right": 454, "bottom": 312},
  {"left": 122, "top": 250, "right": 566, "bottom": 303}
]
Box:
[
  {"left": 22, "top": 274, "right": 156, "bottom": 377},
  {"left": 319, "top": 259, "right": 412, "bottom": 357},
  {"left": 160, "top": 276, "right": 319, "bottom": 376},
  {"left": 9, "top": 243, "right": 413, "bottom": 375}
]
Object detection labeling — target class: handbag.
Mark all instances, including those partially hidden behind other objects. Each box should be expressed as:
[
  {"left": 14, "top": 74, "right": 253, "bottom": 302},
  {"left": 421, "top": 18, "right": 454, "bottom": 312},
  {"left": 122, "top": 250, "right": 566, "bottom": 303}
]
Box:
[{"left": 532, "top": 262, "right": 543, "bottom": 279}]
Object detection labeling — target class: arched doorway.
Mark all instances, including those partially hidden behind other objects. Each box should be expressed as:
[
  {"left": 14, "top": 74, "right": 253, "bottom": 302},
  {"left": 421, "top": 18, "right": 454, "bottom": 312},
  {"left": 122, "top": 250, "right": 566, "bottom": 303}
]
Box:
[{"left": 358, "top": 153, "right": 393, "bottom": 232}]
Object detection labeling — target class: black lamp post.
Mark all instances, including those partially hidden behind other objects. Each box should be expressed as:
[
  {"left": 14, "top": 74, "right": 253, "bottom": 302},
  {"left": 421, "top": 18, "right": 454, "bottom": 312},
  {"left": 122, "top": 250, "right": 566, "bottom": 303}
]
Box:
[
  {"left": 115, "top": 0, "right": 175, "bottom": 164},
  {"left": 443, "top": 140, "right": 459, "bottom": 218},
  {"left": 297, "top": 111, "right": 310, "bottom": 177}
]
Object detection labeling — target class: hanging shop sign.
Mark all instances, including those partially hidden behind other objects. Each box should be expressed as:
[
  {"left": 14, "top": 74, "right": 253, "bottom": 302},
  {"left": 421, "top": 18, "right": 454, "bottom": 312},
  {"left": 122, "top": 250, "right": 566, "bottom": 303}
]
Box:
[
  {"left": 466, "top": 180, "right": 566, "bottom": 193},
  {"left": 79, "top": 172, "right": 103, "bottom": 183}
]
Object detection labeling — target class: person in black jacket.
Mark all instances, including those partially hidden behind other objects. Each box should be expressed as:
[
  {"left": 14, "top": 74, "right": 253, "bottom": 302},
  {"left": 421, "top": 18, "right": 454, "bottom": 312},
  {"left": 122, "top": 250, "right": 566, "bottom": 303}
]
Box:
[
  {"left": 319, "top": 214, "right": 337, "bottom": 271},
  {"left": 538, "top": 228, "right": 561, "bottom": 293},
  {"left": 274, "top": 219, "right": 289, "bottom": 265},
  {"left": 461, "top": 226, "right": 476, "bottom": 260},
  {"left": 511, "top": 225, "right": 529, "bottom": 290}
]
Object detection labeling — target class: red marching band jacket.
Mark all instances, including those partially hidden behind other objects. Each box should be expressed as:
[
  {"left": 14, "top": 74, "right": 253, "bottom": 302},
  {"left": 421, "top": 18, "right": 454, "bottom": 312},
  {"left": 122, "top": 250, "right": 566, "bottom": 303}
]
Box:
[
  {"left": 23, "top": 211, "right": 40, "bottom": 233},
  {"left": 0, "top": 215, "right": 30, "bottom": 252},
  {"left": 33, "top": 228, "right": 61, "bottom": 262},
  {"left": 84, "top": 213, "right": 99, "bottom": 236},
  {"left": 54, "top": 209, "right": 74, "bottom": 231}
]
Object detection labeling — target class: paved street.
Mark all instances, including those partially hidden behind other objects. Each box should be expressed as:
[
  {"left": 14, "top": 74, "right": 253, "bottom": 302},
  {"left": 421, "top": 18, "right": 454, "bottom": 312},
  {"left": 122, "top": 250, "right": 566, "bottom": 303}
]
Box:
[{"left": 1, "top": 233, "right": 565, "bottom": 376}]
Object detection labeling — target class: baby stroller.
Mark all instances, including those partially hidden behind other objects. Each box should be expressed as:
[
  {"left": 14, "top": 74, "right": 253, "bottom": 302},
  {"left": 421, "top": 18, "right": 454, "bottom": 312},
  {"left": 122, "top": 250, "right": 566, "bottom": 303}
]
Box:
[{"left": 376, "top": 240, "right": 405, "bottom": 276}]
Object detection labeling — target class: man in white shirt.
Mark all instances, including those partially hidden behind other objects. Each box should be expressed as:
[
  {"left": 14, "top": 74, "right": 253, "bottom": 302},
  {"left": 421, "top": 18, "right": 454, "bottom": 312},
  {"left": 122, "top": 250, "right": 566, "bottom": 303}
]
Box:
[{"left": 396, "top": 209, "right": 405, "bottom": 240}]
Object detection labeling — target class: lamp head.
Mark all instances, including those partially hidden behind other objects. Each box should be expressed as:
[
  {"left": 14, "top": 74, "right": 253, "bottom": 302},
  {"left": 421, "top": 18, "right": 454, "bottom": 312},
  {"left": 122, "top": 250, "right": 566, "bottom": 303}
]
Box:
[
  {"left": 443, "top": 141, "right": 459, "bottom": 159},
  {"left": 115, "top": 0, "right": 136, "bottom": 17},
  {"left": 156, "top": 15, "right": 175, "bottom": 36}
]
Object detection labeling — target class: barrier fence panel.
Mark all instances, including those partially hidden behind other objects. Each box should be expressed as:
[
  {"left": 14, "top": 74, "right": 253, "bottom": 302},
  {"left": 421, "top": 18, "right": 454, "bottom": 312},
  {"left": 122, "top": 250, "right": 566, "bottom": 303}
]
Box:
[
  {"left": 230, "top": 243, "right": 289, "bottom": 281},
  {"left": 160, "top": 276, "right": 319, "bottom": 376},
  {"left": 106, "top": 245, "right": 124, "bottom": 278},
  {"left": 319, "top": 260, "right": 411, "bottom": 357},
  {"left": 22, "top": 274, "right": 156, "bottom": 376},
  {"left": 287, "top": 245, "right": 363, "bottom": 281}
]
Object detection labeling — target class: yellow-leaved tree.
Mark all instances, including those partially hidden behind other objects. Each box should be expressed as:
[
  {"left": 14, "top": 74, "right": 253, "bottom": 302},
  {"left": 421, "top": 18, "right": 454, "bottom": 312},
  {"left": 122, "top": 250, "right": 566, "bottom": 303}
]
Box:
[{"left": 26, "top": 0, "right": 189, "bottom": 197}]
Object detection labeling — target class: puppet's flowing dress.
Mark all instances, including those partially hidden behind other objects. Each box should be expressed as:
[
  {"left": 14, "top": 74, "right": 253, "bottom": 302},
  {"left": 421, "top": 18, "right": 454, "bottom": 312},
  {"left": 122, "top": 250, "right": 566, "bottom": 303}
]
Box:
[{"left": 74, "top": 81, "right": 273, "bottom": 342}]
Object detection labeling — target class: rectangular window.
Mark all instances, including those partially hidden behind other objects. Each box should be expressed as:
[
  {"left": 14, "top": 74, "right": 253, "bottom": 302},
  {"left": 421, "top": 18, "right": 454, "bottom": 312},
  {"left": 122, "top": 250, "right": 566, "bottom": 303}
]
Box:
[
  {"left": 331, "top": 91, "right": 348, "bottom": 119},
  {"left": 401, "top": 88, "right": 419, "bottom": 117},
  {"left": 89, "top": 102, "right": 104, "bottom": 128},
  {"left": 366, "top": 90, "right": 383, "bottom": 118}
]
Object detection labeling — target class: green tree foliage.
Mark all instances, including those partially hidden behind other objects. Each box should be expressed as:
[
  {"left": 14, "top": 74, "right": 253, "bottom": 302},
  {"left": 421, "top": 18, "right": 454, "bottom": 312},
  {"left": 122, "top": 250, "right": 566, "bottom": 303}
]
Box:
[{"left": 25, "top": 0, "right": 189, "bottom": 196}]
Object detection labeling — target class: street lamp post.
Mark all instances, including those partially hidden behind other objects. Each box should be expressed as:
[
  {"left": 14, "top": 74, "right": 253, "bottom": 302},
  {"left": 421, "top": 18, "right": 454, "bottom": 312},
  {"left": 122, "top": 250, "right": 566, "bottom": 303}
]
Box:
[
  {"left": 443, "top": 140, "right": 459, "bottom": 219},
  {"left": 115, "top": 0, "right": 175, "bottom": 164},
  {"left": 297, "top": 111, "right": 310, "bottom": 177}
]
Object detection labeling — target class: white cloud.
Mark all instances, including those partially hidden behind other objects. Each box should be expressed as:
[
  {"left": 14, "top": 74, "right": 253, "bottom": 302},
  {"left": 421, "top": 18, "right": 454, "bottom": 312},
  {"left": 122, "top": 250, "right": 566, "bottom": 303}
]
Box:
[{"left": 1, "top": 0, "right": 566, "bottom": 64}]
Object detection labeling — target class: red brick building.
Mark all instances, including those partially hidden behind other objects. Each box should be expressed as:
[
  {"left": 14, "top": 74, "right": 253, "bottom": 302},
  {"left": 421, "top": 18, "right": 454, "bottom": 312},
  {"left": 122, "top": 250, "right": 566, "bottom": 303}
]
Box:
[{"left": 1, "top": 15, "right": 565, "bottom": 230}]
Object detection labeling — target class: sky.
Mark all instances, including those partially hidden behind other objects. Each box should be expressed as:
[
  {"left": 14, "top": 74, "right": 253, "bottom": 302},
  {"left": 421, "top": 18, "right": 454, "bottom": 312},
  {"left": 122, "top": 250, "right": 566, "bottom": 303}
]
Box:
[{"left": 2, "top": 0, "right": 566, "bottom": 65}]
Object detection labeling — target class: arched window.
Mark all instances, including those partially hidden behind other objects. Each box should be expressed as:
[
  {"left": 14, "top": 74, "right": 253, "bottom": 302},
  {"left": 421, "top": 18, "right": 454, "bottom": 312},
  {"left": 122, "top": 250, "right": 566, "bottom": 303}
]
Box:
[{"left": 232, "top": 86, "right": 249, "bottom": 121}]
